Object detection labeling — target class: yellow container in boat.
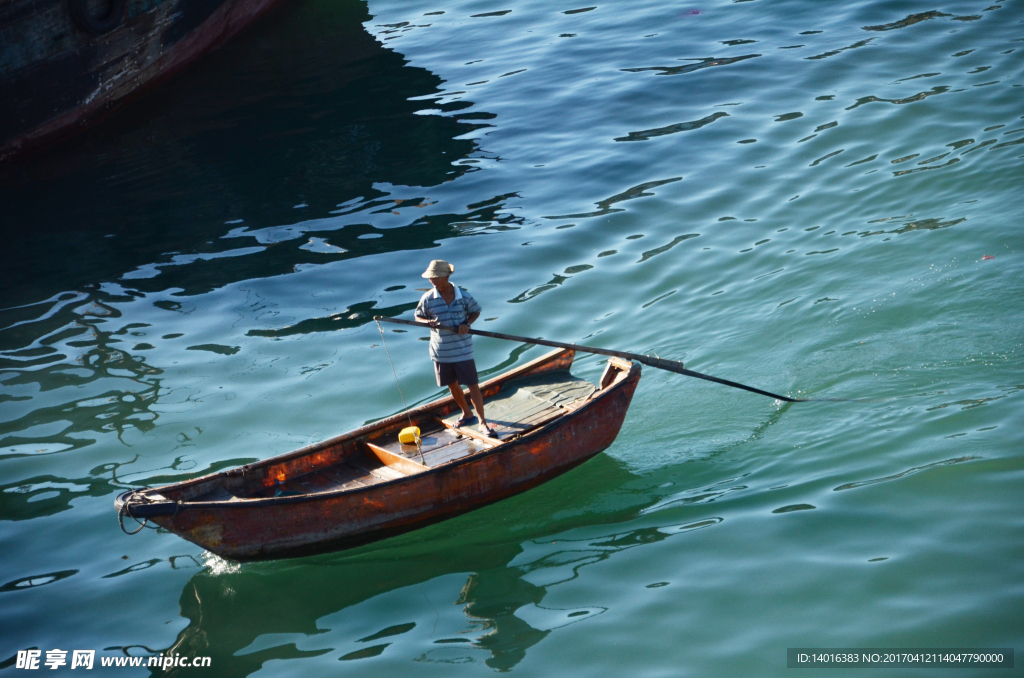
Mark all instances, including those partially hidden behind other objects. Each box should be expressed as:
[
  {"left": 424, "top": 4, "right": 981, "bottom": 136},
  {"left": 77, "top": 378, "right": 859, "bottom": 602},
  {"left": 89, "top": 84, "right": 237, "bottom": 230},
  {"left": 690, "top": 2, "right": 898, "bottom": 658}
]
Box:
[{"left": 398, "top": 426, "right": 420, "bottom": 445}]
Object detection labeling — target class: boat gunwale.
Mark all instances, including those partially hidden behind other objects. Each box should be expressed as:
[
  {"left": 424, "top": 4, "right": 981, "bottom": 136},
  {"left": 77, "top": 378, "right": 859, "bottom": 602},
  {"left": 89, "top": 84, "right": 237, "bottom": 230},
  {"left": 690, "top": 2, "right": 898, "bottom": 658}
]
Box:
[
  {"left": 123, "top": 349, "right": 635, "bottom": 512},
  {"left": 135, "top": 361, "right": 639, "bottom": 512}
]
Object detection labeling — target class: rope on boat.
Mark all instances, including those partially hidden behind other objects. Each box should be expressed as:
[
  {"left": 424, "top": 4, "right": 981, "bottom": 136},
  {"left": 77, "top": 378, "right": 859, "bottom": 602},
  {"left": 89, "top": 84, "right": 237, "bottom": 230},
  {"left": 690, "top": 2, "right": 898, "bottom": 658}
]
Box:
[
  {"left": 117, "top": 490, "right": 158, "bottom": 535},
  {"left": 117, "top": 490, "right": 182, "bottom": 535}
]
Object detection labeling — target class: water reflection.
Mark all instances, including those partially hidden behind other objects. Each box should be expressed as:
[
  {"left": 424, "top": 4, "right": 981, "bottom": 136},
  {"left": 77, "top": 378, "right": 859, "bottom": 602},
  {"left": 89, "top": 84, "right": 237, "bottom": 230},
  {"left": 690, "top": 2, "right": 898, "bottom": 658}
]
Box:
[
  {"left": 154, "top": 506, "right": 727, "bottom": 675},
  {"left": 0, "top": 283, "right": 269, "bottom": 522},
  {"left": 132, "top": 456, "right": 629, "bottom": 673},
  {"left": 0, "top": 473, "right": 112, "bottom": 522},
  {"left": 0, "top": 569, "right": 78, "bottom": 593},
  {"left": 1, "top": 291, "right": 163, "bottom": 455},
  {"left": 0, "top": 0, "right": 497, "bottom": 306},
  {"left": 154, "top": 543, "right": 531, "bottom": 674}
]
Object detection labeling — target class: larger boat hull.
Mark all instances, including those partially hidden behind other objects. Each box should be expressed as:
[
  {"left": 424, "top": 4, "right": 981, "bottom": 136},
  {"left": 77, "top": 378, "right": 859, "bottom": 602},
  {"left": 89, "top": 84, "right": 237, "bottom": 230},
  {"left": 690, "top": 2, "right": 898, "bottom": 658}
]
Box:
[{"left": 1, "top": 0, "right": 291, "bottom": 162}]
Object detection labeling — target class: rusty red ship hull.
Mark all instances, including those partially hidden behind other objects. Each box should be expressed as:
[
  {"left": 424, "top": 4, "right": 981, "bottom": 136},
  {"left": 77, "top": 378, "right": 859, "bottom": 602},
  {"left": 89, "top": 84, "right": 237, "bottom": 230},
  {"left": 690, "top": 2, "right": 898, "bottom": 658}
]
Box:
[
  {"left": 115, "top": 349, "right": 642, "bottom": 561},
  {"left": 0, "top": 0, "right": 291, "bottom": 162}
]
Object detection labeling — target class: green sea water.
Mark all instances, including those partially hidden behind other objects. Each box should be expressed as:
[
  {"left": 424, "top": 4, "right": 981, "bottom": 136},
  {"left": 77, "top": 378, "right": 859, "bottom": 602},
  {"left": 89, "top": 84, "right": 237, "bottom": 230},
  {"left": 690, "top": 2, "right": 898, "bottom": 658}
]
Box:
[{"left": 1, "top": 0, "right": 1022, "bottom": 675}]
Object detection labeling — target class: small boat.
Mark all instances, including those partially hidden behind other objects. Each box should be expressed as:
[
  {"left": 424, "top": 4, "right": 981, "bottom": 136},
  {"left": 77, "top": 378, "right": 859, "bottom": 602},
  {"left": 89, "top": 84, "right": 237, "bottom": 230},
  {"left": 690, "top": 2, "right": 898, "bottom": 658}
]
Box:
[{"left": 116, "top": 349, "right": 641, "bottom": 561}]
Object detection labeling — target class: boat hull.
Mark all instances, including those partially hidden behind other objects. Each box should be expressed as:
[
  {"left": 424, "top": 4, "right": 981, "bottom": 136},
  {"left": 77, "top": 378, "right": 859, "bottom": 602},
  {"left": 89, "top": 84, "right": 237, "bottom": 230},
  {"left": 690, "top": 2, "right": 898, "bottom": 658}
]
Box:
[
  {"left": 0, "top": 0, "right": 290, "bottom": 162},
  {"left": 122, "top": 357, "right": 641, "bottom": 561}
]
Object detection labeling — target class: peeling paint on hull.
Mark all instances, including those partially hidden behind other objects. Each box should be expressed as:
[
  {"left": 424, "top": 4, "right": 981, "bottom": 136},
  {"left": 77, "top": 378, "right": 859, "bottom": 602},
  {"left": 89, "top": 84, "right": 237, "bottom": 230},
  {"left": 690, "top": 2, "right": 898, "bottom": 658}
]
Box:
[{"left": 0, "top": 0, "right": 292, "bottom": 162}]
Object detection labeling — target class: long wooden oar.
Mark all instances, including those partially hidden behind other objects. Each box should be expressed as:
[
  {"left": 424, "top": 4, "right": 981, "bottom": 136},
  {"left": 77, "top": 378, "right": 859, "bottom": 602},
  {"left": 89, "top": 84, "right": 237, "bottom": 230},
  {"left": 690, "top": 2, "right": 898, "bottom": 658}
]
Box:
[{"left": 374, "top": 316, "right": 806, "bottom": 403}]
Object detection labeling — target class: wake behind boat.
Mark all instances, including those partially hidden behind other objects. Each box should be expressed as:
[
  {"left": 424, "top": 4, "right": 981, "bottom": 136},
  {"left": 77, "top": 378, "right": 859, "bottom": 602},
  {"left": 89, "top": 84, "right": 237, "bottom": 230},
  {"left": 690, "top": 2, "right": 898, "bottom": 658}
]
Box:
[{"left": 116, "top": 349, "right": 641, "bottom": 561}]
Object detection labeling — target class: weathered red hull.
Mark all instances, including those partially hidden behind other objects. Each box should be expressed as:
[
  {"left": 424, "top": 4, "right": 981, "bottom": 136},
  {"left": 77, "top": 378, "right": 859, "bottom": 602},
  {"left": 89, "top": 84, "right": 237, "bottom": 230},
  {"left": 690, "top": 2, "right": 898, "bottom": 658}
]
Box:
[
  {"left": 116, "top": 350, "right": 641, "bottom": 561},
  {"left": 0, "top": 0, "right": 291, "bottom": 162}
]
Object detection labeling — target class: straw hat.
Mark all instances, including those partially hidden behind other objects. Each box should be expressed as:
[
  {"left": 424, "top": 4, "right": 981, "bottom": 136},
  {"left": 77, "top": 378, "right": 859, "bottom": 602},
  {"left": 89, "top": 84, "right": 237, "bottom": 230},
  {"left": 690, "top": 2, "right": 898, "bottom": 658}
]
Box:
[{"left": 421, "top": 260, "right": 455, "bottom": 278}]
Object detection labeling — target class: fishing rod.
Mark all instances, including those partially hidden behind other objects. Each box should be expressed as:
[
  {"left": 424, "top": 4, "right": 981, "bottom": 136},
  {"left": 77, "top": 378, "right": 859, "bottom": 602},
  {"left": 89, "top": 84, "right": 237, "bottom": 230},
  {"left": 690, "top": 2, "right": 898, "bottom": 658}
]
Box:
[{"left": 373, "top": 316, "right": 806, "bottom": 403}]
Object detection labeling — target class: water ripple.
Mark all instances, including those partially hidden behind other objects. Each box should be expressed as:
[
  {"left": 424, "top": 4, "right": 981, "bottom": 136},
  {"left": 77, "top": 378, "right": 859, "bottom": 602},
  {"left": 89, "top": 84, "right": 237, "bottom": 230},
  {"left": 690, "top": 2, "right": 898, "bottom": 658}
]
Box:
[
  {"left": 543, "top": 177, "right": 682, "bottom": 219},
  {"left": 863, "top": 10, "right": 951, "bottom": 32},
  {"left": 833, "top": 456, "right": 983, "bottom": 492},
  {"left": 0, "top": 570, "right": 78, "bottom": 593},
  {"left": 846, "top": 86, "right": 951, "bottom": 110},
  {"left": 806, "top": 38, "right": 874, "bottom": 61},
  {"left": 638, "top": 234, "right": 699, "bottom": 263},
  {"left": 621, "top": 54, "right": 761, "bottom": 77},
  {"left": 615, "top": 112, "right": 728, "bottom": 142}
]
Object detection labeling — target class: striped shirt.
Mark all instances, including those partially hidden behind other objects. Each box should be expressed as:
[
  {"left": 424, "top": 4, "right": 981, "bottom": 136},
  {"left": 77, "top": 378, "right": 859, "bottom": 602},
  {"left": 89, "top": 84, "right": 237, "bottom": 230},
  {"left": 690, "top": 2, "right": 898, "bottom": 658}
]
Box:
[{"left": 414, "top": 286, "right": 482, "bottom": 363}]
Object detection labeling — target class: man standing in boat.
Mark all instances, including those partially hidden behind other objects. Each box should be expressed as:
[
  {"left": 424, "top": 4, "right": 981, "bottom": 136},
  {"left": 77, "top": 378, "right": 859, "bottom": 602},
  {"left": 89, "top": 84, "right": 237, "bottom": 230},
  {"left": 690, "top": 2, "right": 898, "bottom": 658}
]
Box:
[{"left": 415, "top": 260, "right": 497, "bottom": 437}]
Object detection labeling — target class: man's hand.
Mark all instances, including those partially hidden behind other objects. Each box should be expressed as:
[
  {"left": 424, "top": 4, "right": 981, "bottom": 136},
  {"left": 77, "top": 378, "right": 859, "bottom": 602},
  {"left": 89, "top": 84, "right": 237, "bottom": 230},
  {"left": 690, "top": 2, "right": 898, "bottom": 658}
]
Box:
[{"left": 458, "top": 323, "right": 470, "bottom": 335}]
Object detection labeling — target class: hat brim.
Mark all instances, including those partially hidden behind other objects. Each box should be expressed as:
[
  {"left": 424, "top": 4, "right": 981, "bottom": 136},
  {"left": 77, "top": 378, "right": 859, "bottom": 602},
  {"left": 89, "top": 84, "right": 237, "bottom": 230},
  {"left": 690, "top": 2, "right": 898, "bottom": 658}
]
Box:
[{"left": 421, "top": 263, "right": 454, "bottom": 278}]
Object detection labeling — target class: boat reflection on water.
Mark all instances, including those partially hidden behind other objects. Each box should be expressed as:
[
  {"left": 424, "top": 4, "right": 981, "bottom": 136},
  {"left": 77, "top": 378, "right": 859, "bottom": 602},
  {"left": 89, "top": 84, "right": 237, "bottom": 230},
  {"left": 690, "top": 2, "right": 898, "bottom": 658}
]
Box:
[
  {"left": 142, "top": 454, "right": 697, "bottom": 674},
  {"left": 163, "top": 543, "right": 547, "bottom": 673},
  {"left": 0, "top": 0, "right": 502, "bottom": 306}
]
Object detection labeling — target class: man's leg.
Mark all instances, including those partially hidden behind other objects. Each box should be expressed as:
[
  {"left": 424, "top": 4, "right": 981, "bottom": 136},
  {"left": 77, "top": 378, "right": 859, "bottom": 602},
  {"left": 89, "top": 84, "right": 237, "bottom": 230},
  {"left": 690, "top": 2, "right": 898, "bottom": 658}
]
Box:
[
  {"left": 438, "top": 362, "right": 473, "bottom": 420},
  {"left": 466, "top": 384, "right": 490, "bottom": 431},
  {"left": 447, "top": 382, "right": 474, "bottom": 420}
]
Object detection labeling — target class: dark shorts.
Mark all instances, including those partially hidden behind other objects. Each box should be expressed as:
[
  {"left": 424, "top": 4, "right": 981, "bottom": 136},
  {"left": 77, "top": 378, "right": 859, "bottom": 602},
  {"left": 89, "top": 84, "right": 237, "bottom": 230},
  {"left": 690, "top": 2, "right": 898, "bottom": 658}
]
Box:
[{"left": 434, "top": 359, "right": 478, "bottom": 387}]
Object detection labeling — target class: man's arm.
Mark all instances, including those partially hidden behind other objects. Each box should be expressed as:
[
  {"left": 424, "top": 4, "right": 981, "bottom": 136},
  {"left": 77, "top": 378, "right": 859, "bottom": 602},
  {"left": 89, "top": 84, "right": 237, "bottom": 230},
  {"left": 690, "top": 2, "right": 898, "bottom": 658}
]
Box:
[
  {"left": 414, "top": 298, "right": 438, "bottom": 328},
  {"left": 458, "top": 312, "right": 480, "bottom": 334},
  {"left": 457, "top": 292, "right": 482, "bottom": 334}
]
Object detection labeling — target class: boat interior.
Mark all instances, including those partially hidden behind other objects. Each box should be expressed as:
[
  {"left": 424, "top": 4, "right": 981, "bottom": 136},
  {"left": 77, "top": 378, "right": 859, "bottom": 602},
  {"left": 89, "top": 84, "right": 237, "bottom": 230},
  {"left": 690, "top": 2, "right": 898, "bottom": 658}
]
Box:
[{"left": 159, "top": 352, "right": 634, "bottom": 504}]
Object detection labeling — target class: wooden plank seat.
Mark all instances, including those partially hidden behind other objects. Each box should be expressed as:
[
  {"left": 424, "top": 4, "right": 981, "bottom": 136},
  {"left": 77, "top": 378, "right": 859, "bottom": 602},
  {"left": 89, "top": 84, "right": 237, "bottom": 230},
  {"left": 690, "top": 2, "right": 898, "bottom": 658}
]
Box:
[{"left": 368, "top": 425, "right": 493, "bottom": 468}]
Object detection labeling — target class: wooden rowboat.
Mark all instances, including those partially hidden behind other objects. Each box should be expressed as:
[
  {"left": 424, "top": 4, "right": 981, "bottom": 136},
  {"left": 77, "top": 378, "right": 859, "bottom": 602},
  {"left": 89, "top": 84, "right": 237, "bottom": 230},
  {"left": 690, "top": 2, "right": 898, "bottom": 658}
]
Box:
[{"left": 115, "top": 349, "right": 641, "bottom": 561}]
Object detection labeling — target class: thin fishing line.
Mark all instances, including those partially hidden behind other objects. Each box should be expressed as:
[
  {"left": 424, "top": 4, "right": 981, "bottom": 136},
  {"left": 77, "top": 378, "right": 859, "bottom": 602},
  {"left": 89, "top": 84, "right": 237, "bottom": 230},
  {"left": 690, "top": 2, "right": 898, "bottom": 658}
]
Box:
[{"left": 376, "top": 320, "right": 416, "bottom": 429}]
